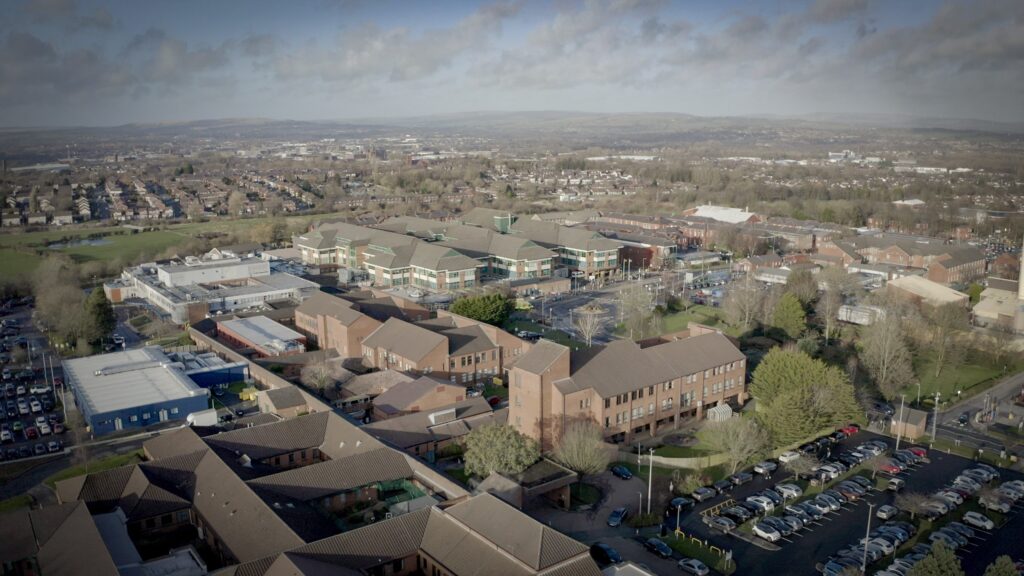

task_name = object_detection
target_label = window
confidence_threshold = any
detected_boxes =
[649,386,655,395]
[491,350,497,360]
[142,412,150,420]
[288,453,295,463]
[515,396,522,407]
[176,510,189,523]
[300,450,307,460]
[392,559,404,572]
[649,402,654,416]
[129,415,138,422]
[604,417,610,428]
[161,514,172,526]
[604,398,611,409]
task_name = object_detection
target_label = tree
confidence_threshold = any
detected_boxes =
[785,269,818,305]
[908,541,964,576]
[619,285,658,340]
[751,348,862,446]
[771,293,806,340]
[227,191,247,215]
[895,491,931,521]
[928,303,969,378]
[860,313,916,400]
[671,469,706,495]
[863,454,887,479]
[723,273,762,331]
[815,267,858,345]
[450,293,514,326]
[464,424,539,478]
[574,305,604,347]
[553,421,609,479]
[300,360,346,396]
[697,417,770,474]
[784,454,821,480]
[83,288,116,343]
[983,556,1019,576]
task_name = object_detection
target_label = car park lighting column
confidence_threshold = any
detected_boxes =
[931,392,941,446]
[861,502,875,575]
[647,447,654,515]
[895,394,906,452]
[637,491,643,535]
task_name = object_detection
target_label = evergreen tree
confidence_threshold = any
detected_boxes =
[983,556,1019,576]
[450,293,514,326]
[84,288,116,343]
[772,293,807,340]
[464,424,539,478]
[908,542,964,576]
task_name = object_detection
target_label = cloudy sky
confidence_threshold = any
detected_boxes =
[2,0,1022,127]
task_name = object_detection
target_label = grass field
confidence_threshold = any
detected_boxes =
[44,450,144,489]
[0,494,32,513]
[909,353,1016,402]
[0,210,341,281]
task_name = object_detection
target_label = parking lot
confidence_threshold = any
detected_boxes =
[1,301,70,463]
[672,430,1024,576]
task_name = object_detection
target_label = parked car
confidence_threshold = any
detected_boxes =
[877,505,899,520]
[607,507,629,527]
[668,497,695,511]
[746,495,775,513]
[753,461,778,475]
[729,472,753,486]
[753,522,782,542]
[779,450,800,463]
[712,479,733,494]
[589,543,622,565]
[611,465,633,480]
[721,506,752,523]
[677,558,710,576]
[775,484,803,499]
[962,511,995,530]
[46,440,60,453]
[644,538,673,559]
[692,487,717,502]
[945,522,975,540]
[704,515,736,532]
[888,478,906,492]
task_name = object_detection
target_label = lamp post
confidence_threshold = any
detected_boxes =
[647,447,655,515]
[916,381,922,407]
[637,491,643,534]
[931,391,941,446]
[895,394,906,452]
[676,503,682,535]
[861,502,875,574]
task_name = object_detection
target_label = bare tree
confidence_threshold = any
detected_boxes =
[863,455,887,479]
[227,191,247,216]
[671,469,705,495]
[553,421,610,481]
[928,304,969,378]
[697,417,770,474]
[300,360,345,396]
[860,313,916,400]
[895,491,931,520]
[619,285,658,340]
[815,267,860,345]
[723,273,763,331]
[784,454,822,481]
[574,305,605,347]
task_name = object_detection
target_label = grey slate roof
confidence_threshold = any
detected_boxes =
[363,396,494,449]
[362,317,447,363]
[265,386,307,411]
[246,448,413,501]
[513,339,569,375]
[372,375,461,415]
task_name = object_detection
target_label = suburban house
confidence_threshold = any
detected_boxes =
[818,234,986,286]
[508,331,747,450]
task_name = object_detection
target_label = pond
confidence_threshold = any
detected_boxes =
[46,238,112,249]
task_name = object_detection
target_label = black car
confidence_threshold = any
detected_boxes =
[800,443,818,454]
[729,472,753,486]
[721,506,753,523]
[712,479,733,494]
[829,431,847,442]
[589,543,622,565]
[760,489,784,506]
[958,411,970,427]
[668,497,695,511]
[644,538,673,559]
[737,501,762,516]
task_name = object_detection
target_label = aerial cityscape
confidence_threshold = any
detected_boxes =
[1,1,1024,576]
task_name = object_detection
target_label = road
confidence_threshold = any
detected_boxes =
[927,369,1024,453]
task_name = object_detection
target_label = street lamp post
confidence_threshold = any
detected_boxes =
[916,381,922,407]
[647,447,655,515]
[895,394,906,452]
[861,502,876,574]
[931,391,941,446]
[676,503,682,535]
[637,491,643,534]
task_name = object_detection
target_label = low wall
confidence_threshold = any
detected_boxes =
[619,450,730,470]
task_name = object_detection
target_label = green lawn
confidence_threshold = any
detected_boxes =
[0,249,42,279]
[227,381,248,394]
[483,382,509,400]
[665,532,736,575]
[616,304,742,338]
[570,482,602,508]
[503,319,587,350]
[44,450,144,489]
[0,494,32,513]
[446,467,472,486]
[653,445,712,458]
[909,354,1012,402]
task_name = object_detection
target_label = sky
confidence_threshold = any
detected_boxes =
[1,0,1022,127]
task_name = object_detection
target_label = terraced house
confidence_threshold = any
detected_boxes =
[508,329,747,450]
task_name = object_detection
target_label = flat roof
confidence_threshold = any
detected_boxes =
[63,347,207,416]
[888,275,968,304]
[220,315,304,346]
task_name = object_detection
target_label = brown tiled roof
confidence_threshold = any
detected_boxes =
[340,369,415,399]
[287,506,432,571]
[643,332,746,378]
[363,396,493,449]
[143,425,211,460]
[246,448,413,501]
[36,502,119,576]
[265,386,307,411]
[206,412,334,461]
[0,508,36,563]
[442,324,497,356]
[568,340,677,397]
[295,292,364,326]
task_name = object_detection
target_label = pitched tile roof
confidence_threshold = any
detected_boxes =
[363,396,494,449]
[372,375,463,415]
[246,448,413,501]
[512,339,569,375]
[362,318,448,363]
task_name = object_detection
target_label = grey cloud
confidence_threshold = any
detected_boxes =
[241,34,279,58]
[124,28,231,86]
[807,0,868,24]
[271,1,521,84]
[20,0,114,31]
[798,36,825,56]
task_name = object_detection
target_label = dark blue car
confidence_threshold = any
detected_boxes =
[611,465,633,480]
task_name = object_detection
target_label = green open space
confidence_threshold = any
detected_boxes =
[44,449,144,489]
[665,532,737,575]
[909,353,1013,403]
[482,381,509,400]
[446,467,472,486]
[0,494,32,513]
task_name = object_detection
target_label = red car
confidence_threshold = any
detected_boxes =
[487,396,502,407]
[880,462,901,474]
[25,426,38,440]
[907,447,927,457]
[840,425,860,436]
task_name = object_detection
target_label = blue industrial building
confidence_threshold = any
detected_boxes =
[62,347,240,436]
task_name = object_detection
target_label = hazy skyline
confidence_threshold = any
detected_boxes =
[1,0,1022,127]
